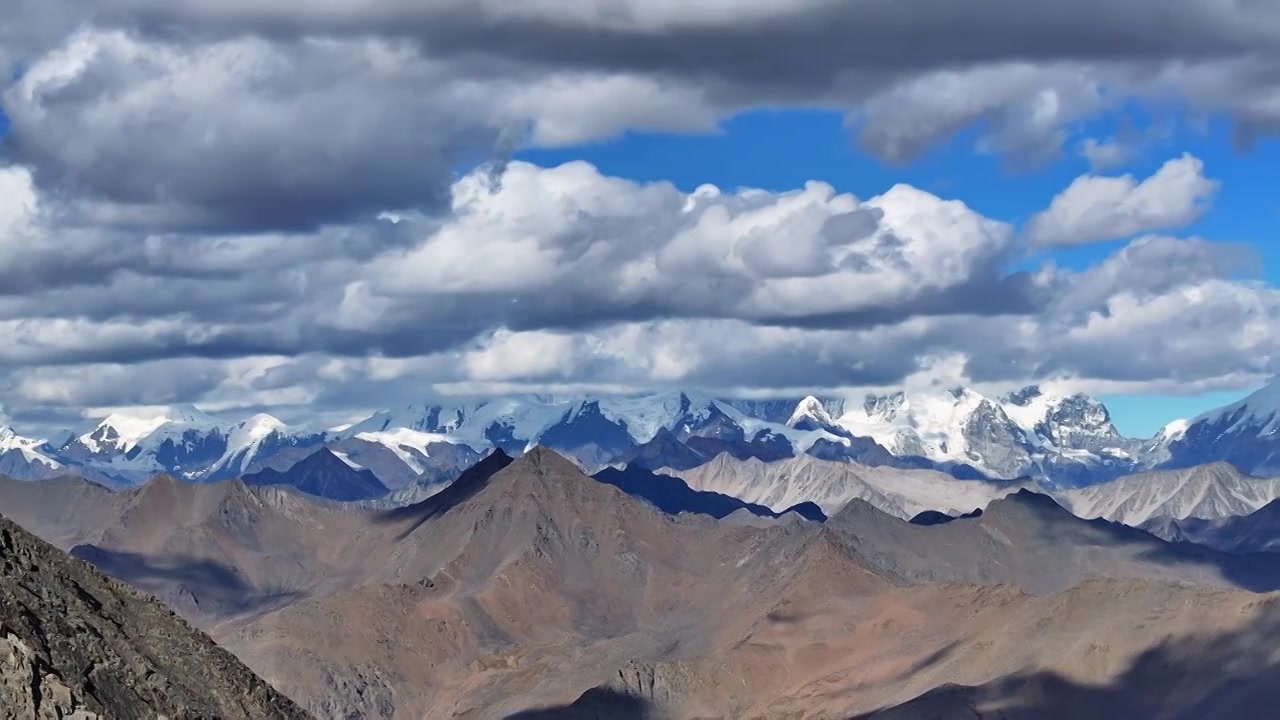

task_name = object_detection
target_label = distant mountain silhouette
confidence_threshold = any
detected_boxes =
[243,446,389,501]
[593,465,826,522]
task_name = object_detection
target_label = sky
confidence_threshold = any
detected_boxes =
[1,0,1280,438]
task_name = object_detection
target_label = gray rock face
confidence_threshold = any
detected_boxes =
[0,512,310,720]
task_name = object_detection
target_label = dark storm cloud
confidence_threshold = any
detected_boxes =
[1,29,508,234]
[80,0,1280,161]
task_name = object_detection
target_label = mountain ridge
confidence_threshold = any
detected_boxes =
[8,381,1280,497]
[0,510,310,719]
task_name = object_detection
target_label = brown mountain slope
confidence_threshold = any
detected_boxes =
[564,580,1280,720]
[0,511,309,719]
[859,587,1280,719]
[0,473,409,624]
[829,490,1280,593]
[219,447,881,718]
[12,450,1280,718]
[214,450,1280,719]
[0,474,120,547]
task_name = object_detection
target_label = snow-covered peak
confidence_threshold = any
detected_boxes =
[838,386,994,465]
[85,404,223,452]
[0,424,62,469]
[849,386,985,431]
[207,413,290,475]
[1000,385,1065,430]
[1156,418,1189,442]
[228,413,287,445]
[1190,380,1280,433]
[787,396,836,428]
[343,391,752,450]
[85,412,169,453]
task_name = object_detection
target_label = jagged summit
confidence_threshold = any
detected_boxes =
[984,487,1072,516]
[787,395,835,426]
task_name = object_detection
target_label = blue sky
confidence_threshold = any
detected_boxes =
[522,110,1277,436]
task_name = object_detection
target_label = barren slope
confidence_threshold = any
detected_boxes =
[0,511,309,719]
[219,447,878,718]
[11,451,1280,719]
[668,453,1027,518]
[829,490,1280,593]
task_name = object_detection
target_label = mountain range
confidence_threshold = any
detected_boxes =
[7,447,1280,718]
[5,380,1280,503]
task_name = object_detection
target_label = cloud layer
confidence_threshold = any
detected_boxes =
[1,0,1278,430]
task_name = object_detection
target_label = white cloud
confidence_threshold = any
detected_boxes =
[356,162,1015,333]
[1025,154,1219,247]
[4,1,1280,429]
[2,148,1277,431]
[1077,137,1135,170]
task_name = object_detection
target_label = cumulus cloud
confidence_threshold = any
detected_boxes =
[1078,137,1135,170]
[40,0,1280,162]
[343,161,1025,339]
[1024,154,1219,247]
[2,28,517,232]
[1,145,1277,431]
[2,0,1280,430]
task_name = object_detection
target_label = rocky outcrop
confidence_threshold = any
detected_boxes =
[0,512,309,720]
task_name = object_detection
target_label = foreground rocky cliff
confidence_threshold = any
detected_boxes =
[0,512,309,720]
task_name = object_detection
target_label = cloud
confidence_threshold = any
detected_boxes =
[1,146,1276,431]
[6,0,1280,215]
[1024,154,1219,247]
[2,1,1280,429]
[33,0,1280,163]
[346,162,1023,338]
[2,28,512,233]
[1077,137,1135,171]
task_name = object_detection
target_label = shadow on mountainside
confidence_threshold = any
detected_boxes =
[70,544,302,618]
[505,688,654,720]
[977,490,1280,593]
[373,449,514,540]
[861,596,1280,719]
[1136,539,1280,593]
[592,465,827,522]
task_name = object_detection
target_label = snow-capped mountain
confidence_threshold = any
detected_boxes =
[13,381,1280,499]
[48,405,326,485]
[207,414,325,480]
[350,392,847,472]
[0,421,62,480]
[0,388,1157,491]
[1156,381,1280,476]
[57,404,224,458]
[833,385,1143,485]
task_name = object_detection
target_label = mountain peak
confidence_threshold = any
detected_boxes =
[1191,379,1280,429]
[787,395,835,428]
[986,488,1071,517]
[517,445,582,473]
[1003,385,1044,406]
[159,404,218,425]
